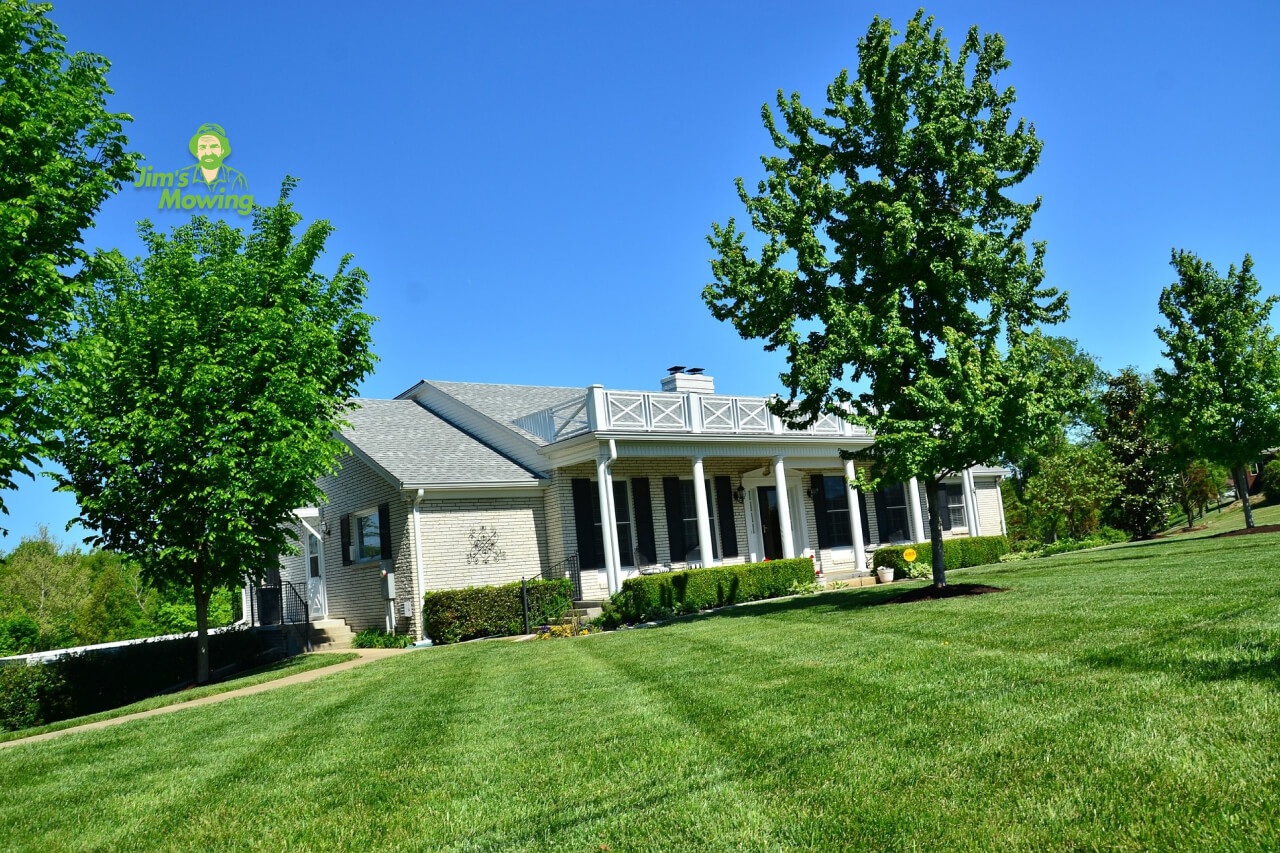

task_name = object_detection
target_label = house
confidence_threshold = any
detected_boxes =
[257,369,1009,640]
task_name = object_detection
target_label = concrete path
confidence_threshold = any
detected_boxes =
[0,648,408,750]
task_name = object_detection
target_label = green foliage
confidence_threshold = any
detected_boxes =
[0,664,70,732]
[1097,369,1171,539]
[1260,460,1280,506]
[54,182,377,682]
[1012,443,1119,543]
[351,629,414,649]
[703,10,1082,585]
[611,558,815,625]
[0,613,40,656]
[873,536,1010,578]
[1154,250,1280,528]
[0,1,138,525]
[0,529,237,651]
[422,579,572,645]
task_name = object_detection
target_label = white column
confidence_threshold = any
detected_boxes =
[773,456,796,559]
[691,457,715,566]
[596,458,619,595]
[844,460,867,570]
[908,477,926,543]
[963,469,982,536]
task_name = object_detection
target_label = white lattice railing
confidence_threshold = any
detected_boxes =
[518,391,869,442]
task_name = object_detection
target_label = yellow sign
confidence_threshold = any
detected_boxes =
[902,548,917,563]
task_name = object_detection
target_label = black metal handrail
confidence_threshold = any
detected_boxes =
[545,552,582,600]
[248,578,311,654]
[280,579,311,653]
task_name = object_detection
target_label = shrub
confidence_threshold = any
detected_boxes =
[873,536,1010,578]
[1261,460,1280,505]
[422,578,573,645]
[351,629,414,649]
[611,558,815,625]
[0,665,70,732]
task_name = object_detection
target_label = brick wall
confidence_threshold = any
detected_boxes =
[417,495,549,593]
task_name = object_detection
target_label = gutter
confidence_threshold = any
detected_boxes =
[412,488,427,640]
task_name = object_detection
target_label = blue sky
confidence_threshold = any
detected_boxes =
[6,0,1278,544]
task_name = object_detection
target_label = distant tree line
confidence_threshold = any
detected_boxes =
[0,528,238,657]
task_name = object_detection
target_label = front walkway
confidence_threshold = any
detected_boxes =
[0,648,407,750]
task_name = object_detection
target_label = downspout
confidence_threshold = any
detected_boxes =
[412,489,427,639]
[603,439,622,594]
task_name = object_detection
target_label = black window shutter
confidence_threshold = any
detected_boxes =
[378,502,393,559]
[858,489,871,546]
[662,477,685,563]
[936,485,951,531]
[811,474,832,548]
[632,478,656,566]
[340,513,352,566]
[713,476,739,558]
[874,488,890,543]
[570,478,602,569]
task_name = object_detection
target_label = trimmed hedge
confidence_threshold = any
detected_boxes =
[611,557,815,624]
[873,535,1010,579]
[422,578,573,645]
[0,627,263,732]
[351,629,415,649]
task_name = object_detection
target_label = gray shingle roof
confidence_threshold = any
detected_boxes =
[340,399,541,487]
[424,380,587,446]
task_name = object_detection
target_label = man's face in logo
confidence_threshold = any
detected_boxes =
[196,135,225,169]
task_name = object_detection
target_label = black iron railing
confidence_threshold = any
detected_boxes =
[545,553,582,600]
[248,579,311,654]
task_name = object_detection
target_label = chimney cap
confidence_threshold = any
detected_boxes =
[686,367,704,375]
[666,365,685,374]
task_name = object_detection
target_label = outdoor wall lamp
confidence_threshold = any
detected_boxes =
[734,483,745,503]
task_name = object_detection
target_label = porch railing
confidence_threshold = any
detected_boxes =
[248,578,311,654]
[545,552,583,600]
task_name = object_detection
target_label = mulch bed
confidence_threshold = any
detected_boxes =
[1215,524,1280,538]
[883,583,1008,605]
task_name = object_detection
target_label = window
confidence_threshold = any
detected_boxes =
[308,533,321,578]
[822,476,853,548]
[590,481,635,567]
[877,483,910,543]
[945,484,966,529]
[679,480,719,561]
[354,509,381,561]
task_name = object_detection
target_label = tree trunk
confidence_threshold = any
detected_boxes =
[194,562,211,685]
[926,476,946,588]
[1179,493,1194,531]
[1234,466,1255,529]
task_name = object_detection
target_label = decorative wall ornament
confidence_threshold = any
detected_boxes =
[466,525,506,565]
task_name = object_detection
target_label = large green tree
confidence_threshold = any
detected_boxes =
[54,182,376,682]
[1096,369,1170,539]
[1154,250,1280,529]
[704,11,1079,585]
[0,1,136,526]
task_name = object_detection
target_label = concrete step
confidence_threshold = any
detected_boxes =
[308,618,354,650]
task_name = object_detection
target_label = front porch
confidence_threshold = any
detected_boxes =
[545,440,985,600]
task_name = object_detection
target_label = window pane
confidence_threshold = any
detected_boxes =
[679,480,719,561]
[613,481,633,567]
[308,534,321,577]
[824,476,853,547]
[358,512,380,559]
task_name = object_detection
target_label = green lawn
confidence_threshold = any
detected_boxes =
[0,652,357,744]
[2,531,1279,850]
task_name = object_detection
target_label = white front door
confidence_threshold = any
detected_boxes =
[306,532,327,617]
